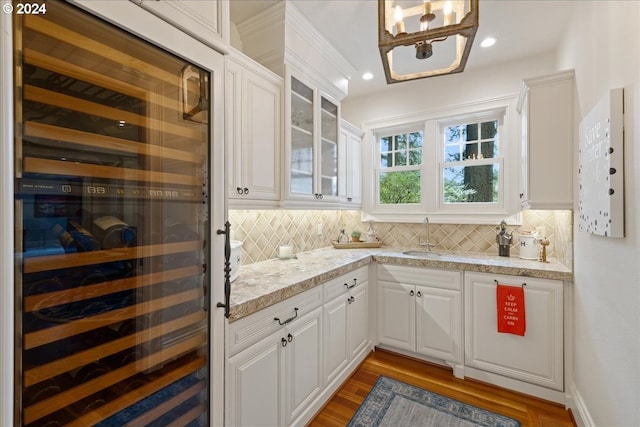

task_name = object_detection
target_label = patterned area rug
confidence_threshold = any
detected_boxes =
[348,376,521,427]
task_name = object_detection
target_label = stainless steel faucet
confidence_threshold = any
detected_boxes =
[418,216,437,251]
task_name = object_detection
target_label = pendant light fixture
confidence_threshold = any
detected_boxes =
[378,0,479,83]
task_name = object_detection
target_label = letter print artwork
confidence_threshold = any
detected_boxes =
[578,88,624,237]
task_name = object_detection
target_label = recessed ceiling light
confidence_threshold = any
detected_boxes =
[480,37,496,48]
[362,72,374,80]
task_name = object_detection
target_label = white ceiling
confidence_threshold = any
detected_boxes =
[230,0,577,99]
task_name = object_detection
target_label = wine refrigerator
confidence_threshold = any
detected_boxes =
[5,1,227,425]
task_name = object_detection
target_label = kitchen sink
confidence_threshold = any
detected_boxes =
[402,250,447,257]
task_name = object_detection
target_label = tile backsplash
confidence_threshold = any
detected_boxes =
[229,209,573,269]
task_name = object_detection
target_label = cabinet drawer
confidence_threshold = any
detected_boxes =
[324,266,368,301]
[228,286,322,356]
[377,264,461,290]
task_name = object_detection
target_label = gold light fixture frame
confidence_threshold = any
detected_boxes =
[378,0,479,83]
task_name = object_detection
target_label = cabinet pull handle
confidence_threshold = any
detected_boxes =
[244,187,249,195]
[215,221,231,318]
[348,296,355,304]
[274,307,299,326]
[281,338,288,347]
[416,291,422,297]
[410,290,414,296]
[344,279,357,289]
[237,187,243,195]
[347,197,352,202]
[287,333,293,342]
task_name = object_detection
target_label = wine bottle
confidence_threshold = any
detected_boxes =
[50,223,79,253]
[91,215,137,249]
[67,220,101,251]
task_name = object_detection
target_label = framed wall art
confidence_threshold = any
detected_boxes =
[578,88,624,237]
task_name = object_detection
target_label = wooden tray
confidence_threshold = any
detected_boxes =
[331,240,383,249]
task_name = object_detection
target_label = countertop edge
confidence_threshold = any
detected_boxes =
[228,249,572,322]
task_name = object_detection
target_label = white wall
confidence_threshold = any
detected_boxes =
[557,2,640,426]
[341,52,557,126]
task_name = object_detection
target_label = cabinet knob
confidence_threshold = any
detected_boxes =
[287,333,293,342]
[236,187,243,195]
[348,296,355,304]
[416,291,422,297]
[410,290,415,296]
[244,187,249,195]
[519,193,524,199]
[281,337,287,347]
[347,197,352,202]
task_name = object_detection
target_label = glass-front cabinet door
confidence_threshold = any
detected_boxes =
[288,74,340,203]
[320,96,338,198]
[290,76,315,196]
[13,2,212,425]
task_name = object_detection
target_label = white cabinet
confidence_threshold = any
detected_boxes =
[131,0,229,52]
[227,288,323,426]
[339,120,363,206]
[517,70,574,209]
[285,72,340,205]
[464,272,564,398]
[323,266,369,385]
[377,265,463,372]
[227,329,284,426]
[226,51,282,205]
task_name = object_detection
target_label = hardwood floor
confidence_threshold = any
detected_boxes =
[308,349,576,427]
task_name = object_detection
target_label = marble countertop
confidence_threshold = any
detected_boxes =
[228,246,573,322]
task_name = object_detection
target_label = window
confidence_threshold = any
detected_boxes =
[363,97,517,223]
[377,130,423,205]
[442,119,501,204]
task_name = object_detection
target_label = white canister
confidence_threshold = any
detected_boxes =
[230,240,243,282]
[518,232,539,260]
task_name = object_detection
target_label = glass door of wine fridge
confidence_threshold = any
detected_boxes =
[12,1,218,425]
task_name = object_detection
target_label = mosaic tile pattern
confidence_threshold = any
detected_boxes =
[228,209,573,268]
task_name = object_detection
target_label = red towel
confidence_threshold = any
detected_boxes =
[496,284,526,336]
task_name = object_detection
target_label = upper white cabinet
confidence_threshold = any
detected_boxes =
[226,50,282,205]
[285,72,340,205]
[464,271,564,400]
[377,264,463,375]
[131,0,229,52]
[339,120,363,207]
[517,70,574,209]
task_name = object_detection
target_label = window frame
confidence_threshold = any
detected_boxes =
[362,96,520,224]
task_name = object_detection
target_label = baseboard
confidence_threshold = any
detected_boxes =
[567,382,594,427]
[464,366,565,404]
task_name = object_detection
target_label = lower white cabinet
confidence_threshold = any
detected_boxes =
[227,267,371,427]
[464,271,564,396]
[377,265,463,371]
[323,266,369,385]
[227,305,322,426]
